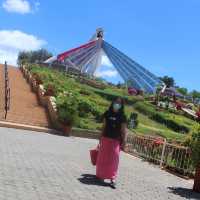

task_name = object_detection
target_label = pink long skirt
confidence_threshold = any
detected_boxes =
[96,136,120,180]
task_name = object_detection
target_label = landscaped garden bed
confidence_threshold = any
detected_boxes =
[21,64,197,143]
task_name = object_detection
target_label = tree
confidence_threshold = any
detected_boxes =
[177,87,188,96]
[190,90,200,102]
[160,76,175,88]
[117,82,122,89]
[17,51,31,65]
[36,49,53,62]
[17,49,52,65]
[94,77,104,83]
[188,125,200,192]
[185,125,200,192]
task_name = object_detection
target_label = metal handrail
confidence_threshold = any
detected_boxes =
[126,134,194,176]
[7,88,11,110]
[4,61,10,119]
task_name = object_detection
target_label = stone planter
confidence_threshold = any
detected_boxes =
[28,73,32,84]
[47,97,57,117]
[29,76,35,86]
[32,79,38,92]
[26,71,31,82]
[47,96,62,130]
[20,65,25,73]
[25,72,29,82]
[38,85,48,107]
[24,69,28,78]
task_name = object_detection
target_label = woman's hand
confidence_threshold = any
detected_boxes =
[121,142,127,152]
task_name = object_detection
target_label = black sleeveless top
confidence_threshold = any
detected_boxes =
[103,110,127,141]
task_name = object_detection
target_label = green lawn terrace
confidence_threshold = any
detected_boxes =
[27,64,199,143]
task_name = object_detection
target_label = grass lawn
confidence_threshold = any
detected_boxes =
[125,105,187,142]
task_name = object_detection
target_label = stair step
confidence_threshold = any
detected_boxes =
[0,65,52,128]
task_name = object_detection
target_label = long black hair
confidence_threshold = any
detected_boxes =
[108,97,125,116]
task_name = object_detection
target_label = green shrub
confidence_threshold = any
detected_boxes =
[77,118,94,130]
[91,106,104,122]
[77,96,105,121]
[186,125,200,167]
[79,88,93,96]
[134,102,155,115]
[92,88,138,104]
[77,118,102,130]
[77,97,93,117]
[151,114,190,133]
[56,93,79,126]
[134,102,190,133]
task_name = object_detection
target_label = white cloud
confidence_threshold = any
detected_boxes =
[0,49,18,65]
[0,30,46,65]
[95,53,116,78]
[34,1,40,11]
[101,55,113,67]
[95,69,118,78]
[2,0,38,14]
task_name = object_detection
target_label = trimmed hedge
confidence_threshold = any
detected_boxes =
[134,102,190,133]
[92,88,139,105]
[56,93,79,126]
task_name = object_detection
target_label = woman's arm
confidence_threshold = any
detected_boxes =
[121,123,128,151]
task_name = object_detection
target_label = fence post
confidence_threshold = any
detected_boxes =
[160,139,167,168]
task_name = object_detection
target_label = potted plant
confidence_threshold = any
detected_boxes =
[32,73,43,85]
[44,84,56,96]
[56,93,79,136]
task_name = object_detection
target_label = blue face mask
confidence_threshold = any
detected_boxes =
[113,103,122,111]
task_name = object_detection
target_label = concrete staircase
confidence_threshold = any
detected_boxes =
[0,65,51,128]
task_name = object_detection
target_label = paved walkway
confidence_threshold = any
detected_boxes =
[0,127,199,200]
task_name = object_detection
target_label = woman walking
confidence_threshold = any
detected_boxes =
[96,97,127,188]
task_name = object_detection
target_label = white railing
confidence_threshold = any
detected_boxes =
[126,134,194,176]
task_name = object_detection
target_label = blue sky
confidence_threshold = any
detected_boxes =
[0,0,200,91]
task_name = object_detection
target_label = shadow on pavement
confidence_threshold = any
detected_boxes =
[78,174,111,188]
[168,187,200,199]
